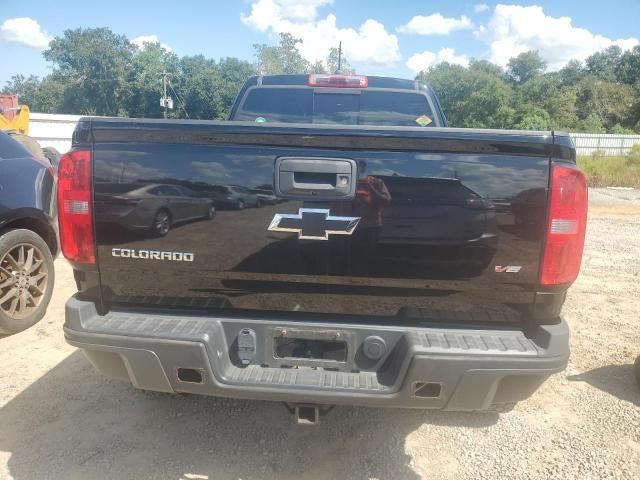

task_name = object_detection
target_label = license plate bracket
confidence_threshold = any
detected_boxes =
[273,327,348,363]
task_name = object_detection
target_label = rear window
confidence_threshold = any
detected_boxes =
[162,186,182,196]
[236,88,312,123]
[233,88,436,127]
[176,186,197,197]
[360,91,434,126]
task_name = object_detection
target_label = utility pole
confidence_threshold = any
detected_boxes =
[337,41,342,73]
[161,72,168,119]
[160,72,173,119]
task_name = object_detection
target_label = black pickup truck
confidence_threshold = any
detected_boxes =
[60,74,587,420]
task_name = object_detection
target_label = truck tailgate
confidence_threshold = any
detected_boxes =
[90,120,555,324]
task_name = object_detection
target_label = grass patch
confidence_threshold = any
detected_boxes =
[578,146,640,188]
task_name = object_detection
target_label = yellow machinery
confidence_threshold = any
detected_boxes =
[0,103,31,135]
[0,94,31,135]
[0,94,48,158]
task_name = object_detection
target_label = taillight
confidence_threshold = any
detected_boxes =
[540,164,588,286]
[307,74,368,88]
[57,150,95,265]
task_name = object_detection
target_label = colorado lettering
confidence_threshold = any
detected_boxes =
[112,248,194,262]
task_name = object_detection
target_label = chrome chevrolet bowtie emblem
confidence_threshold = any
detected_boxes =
[268,208,361,240]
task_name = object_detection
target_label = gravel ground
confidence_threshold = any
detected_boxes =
[0,187,638,480]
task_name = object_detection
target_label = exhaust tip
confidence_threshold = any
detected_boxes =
[177,368,204,384]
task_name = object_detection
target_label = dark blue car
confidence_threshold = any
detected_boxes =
[0,131,57,334]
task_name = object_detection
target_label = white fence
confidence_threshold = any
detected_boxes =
[571,133,640,157]
[28,112,84,153]
[28,113,640,157]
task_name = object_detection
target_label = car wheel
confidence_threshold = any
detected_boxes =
[236,200,245,210]
[255,199,262,208]
[207,204,216,219]
[0,229,55,335]
[152,210,171,236]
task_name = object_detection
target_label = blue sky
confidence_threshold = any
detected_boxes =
[1,0,639,85]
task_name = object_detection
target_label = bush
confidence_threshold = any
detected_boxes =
[610,124,635,134]
[573,114,606,133]
[578,149,640,187]
[628,144,640,165]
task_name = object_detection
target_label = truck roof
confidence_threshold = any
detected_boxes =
[247,74,425,91]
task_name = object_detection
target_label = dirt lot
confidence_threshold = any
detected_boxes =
[0,188,638,480]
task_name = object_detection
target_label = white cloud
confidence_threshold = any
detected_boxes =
[406,51,437,73]
[94,161,166,181]
[131,35,172,52]
[241,0,401,68]
[190,161,228,180]
[406,47,470,73]
[0,17,52,50]
[437,48,471,66]
[397,14,473,36]
[241,0,334,29]
[474,4,490,13]
[478,4,639,69]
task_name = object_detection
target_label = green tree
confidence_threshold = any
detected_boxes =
[586,45,622,81]
[517,74,558,106]
[253,34,355,76]
[30,74,66,113]
[421,46,640,133]
[558,60,586,86]
[420,62,514,128]
[253,33,310,74]
[213,57,257,118]
[615,45,640,85]
[573,114,605,133]
[177,56,255,120]
[4,27,640,135]
[468,59,503,77]
[547,87,578,130]
[1,74,65,113]
[308,60,326,74]
[576,77,635,131]
[326,46,354,74]
[506,51,546,84]
[515,75,577,130]
[515,107,551,130]
[179,55,222,119]
[2,75,41,107]
[44,27,135,115]
[126,42,180,118]
[609,123,635,134]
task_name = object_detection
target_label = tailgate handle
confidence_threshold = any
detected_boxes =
[275,157,357,200]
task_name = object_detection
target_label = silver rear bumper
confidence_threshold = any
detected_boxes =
[64,295,569,411]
